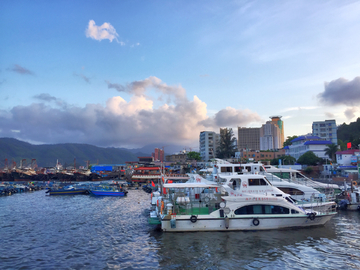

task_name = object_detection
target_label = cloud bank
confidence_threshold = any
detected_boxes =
[318,76,360,120]
[318,77,360,106]
[0,77,262,147]
[85,20,123,44]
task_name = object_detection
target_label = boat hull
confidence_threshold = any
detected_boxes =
[89,190,126,196]
[160,213,336,232]
[48,189,89,195]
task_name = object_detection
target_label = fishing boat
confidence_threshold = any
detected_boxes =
[89,185,128,196]
[46,185,90,195]
[149,174,337,232]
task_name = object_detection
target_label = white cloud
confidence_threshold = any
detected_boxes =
[280,106,319,113]
[0,77,262,147]
[85,20,123,44]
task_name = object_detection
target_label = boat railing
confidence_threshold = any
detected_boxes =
[165,191,221,216]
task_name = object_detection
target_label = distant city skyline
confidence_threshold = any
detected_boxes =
[1,1,360,148]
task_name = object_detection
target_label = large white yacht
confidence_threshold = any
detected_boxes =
[149,173,336,232]
[199,161,337,211]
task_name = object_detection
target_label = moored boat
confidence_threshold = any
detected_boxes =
[46,185,90,195]
[89,185,128,196]
[149,174,337,232]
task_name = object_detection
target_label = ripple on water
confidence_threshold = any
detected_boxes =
[1,190,360,269]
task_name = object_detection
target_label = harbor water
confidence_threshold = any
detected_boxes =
[1,190,360,269]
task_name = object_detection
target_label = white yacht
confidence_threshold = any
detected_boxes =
[149,174,336,232]
[199,162,337,211]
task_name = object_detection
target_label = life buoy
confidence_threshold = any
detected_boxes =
[352,181,358,186]
[308,213,315,220]
[190,215,197,223]
[252,218,260,226]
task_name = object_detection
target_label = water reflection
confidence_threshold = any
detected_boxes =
[1,190,360,269]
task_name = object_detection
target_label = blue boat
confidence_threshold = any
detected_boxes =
[89,185,128,196]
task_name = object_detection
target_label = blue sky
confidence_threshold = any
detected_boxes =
[1,0,360,149]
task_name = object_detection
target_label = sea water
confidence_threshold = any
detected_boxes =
[0,190,359,269]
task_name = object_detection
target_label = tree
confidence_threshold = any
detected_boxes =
[297,151,321,166]
[338,139,347,151]
[217,128,237,159]
[270,155,296,165]
[187,151,201,161]
[324,143,338,162]
[283,135,298,147]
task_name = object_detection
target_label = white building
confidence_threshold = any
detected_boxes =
[199,131,220,161]
[335,149,360,166]
[285,135,333,160]
[312,119,337,144]
[260,121,281,150]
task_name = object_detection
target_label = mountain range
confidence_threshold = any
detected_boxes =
[0,138,185,168]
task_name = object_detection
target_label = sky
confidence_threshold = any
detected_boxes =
[1,0,360,150]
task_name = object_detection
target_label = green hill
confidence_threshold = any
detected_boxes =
[0,138,147,168]
[337,117,360,148]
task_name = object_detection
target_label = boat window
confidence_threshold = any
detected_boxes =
[272,172,291,179]
[277,187,305,196]
[260,167,265,172]
[291,209,299,214]
[263,177,272,186]
[230,178,241,190]
[248,178,268,186]
[221,167,232,173]
[234,205,290,215]
[295,172,305,179]
[234,166,242,173]
[285,197,294,204]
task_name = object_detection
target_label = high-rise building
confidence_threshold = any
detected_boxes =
[238,127,260,150]
[260,121,281,150]
[199,131,220,161]
[312,119,337,144]
[154,148,164,162]
[270,116,284,148]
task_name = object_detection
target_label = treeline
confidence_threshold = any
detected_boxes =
[337,117,360,149]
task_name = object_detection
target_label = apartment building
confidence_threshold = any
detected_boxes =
[312,119,337,144]
[260,121,281,150]
[238,127,260,150]
[199,131,220,161]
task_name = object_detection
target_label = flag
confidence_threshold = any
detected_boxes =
[162,176,165,183]
[347,142,352,149]
[151,181,155,187]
